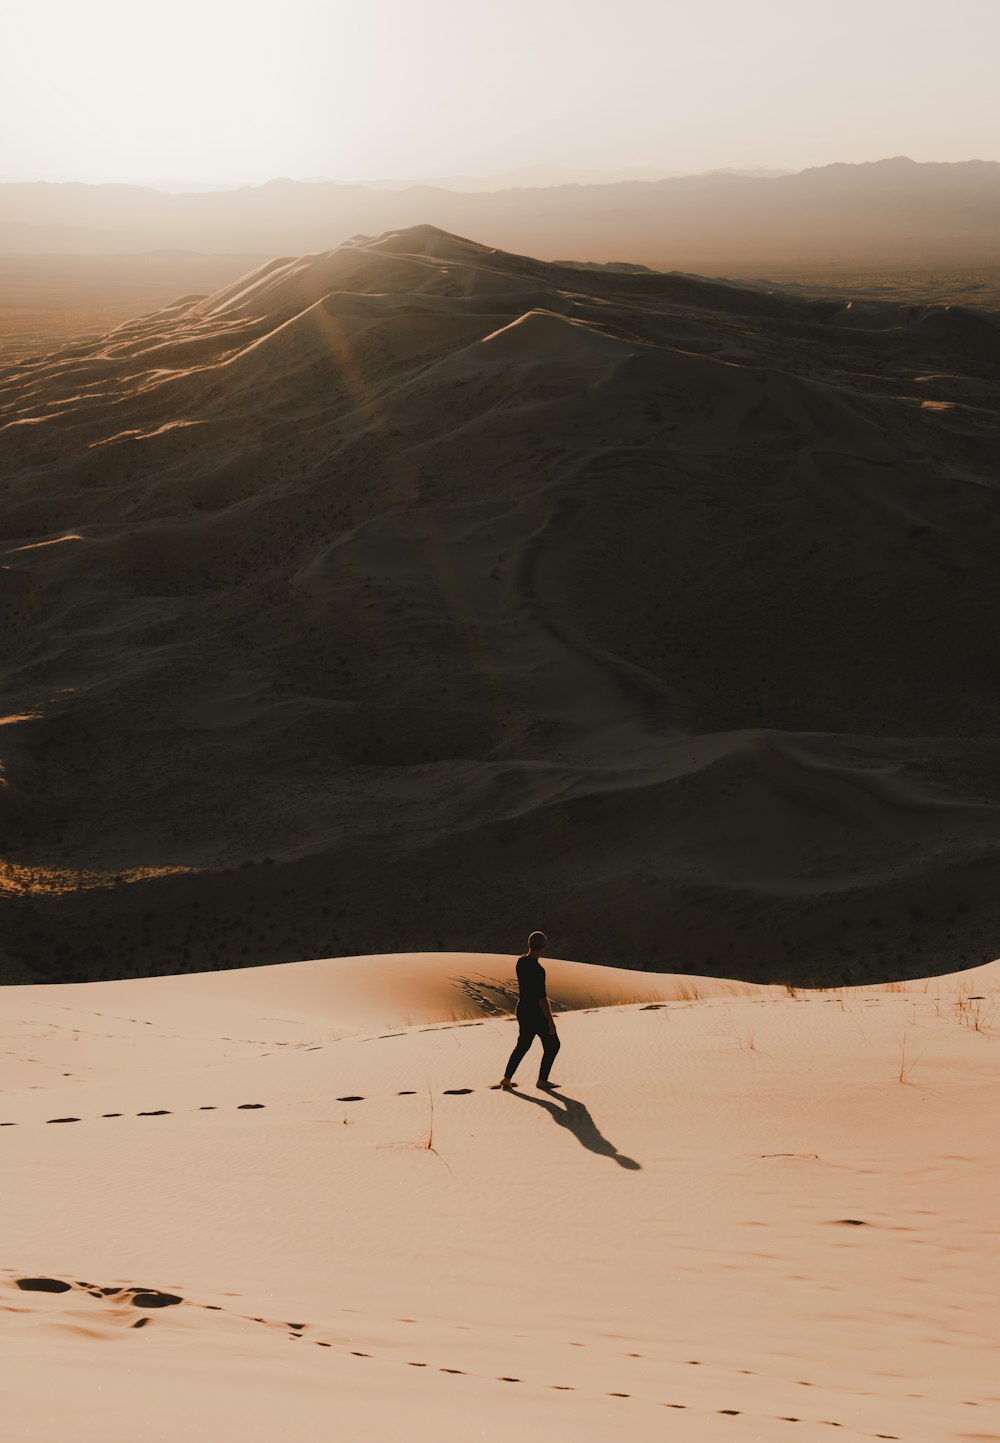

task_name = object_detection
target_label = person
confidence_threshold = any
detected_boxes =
[493,931,561,1090]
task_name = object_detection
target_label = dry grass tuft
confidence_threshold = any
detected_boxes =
[674,982,705,1003]
[954,992,997,1034]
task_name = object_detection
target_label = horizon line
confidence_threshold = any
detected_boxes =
[3,155,1000,196]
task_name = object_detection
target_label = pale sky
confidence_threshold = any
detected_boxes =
[2,0,997,187]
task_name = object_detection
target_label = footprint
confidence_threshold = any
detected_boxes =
[130,1289,183,1309]
[46,1117,80,1124]
[237,1104,265,1110]
[398,1091,416,1096]
[199,1106,217,1111]
[351,1351,371,1358]
[719,1409,741,1415]
[440,1368,464,1374]
[137,1111,171,1117]
[315,1341,331,1348]
[102,1113,122,1118]
[608,1392,630,1398]
[443,1089,473,1095]
[132,1317,150,1329]
[549,1385,574,1390]
[1,1122,16,1126]
[498,1377,521,1383]
[337,1096,364,1102]
[16,1277,71,1293]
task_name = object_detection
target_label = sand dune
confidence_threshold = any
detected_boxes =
[1,225,1000,984]
[0,252,272,363]
[4,951,999,1440]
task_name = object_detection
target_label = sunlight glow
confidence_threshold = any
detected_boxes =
[2,0,997,185]
[0,860,201,896]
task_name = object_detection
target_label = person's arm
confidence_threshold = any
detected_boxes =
[515,955,527,1006]
[542,991,556,1032]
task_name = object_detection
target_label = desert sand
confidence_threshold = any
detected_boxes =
[2,225,1000,983]
[0,253,270,363]
[3,950,999,1441]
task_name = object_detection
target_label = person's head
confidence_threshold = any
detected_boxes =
[527,930,546,956]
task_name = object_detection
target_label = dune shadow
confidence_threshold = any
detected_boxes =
[507,1089,641,1169]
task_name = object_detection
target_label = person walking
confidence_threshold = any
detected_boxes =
[493,931,561,1090]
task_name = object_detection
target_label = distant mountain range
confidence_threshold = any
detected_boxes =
[1,158,998,273]
[364,164,792,191]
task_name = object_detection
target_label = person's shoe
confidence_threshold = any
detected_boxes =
[490,1079,516,1090]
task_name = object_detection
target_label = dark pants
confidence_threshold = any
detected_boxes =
[505,1008,560,1082]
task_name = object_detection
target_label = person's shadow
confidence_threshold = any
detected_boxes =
[507,1088,641,1169]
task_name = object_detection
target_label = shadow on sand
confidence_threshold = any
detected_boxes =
[508,1089,641,1169]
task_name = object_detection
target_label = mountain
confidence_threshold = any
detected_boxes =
[368,163,791,190]
[368,163,688,190]
[1,225,999,983]
[1,159,998,272]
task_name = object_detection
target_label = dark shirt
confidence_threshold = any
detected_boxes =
[516,954,547,1013]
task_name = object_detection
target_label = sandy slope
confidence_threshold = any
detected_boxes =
[0,253,271,363]
[3,951,999,1441]
[1,225,1000,984]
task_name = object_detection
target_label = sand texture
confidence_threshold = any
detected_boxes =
[0,253,271,363]
[4,951,999,1441]
[1,225,1000,982]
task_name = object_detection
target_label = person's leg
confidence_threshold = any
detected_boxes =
[537,1028,561,1084]
[502,1019,538,1082]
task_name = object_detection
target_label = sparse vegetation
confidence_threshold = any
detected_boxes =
[954,991,997,1034]
[424,1085,435,1152]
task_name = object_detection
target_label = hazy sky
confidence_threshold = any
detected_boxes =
[3,0,998,186]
